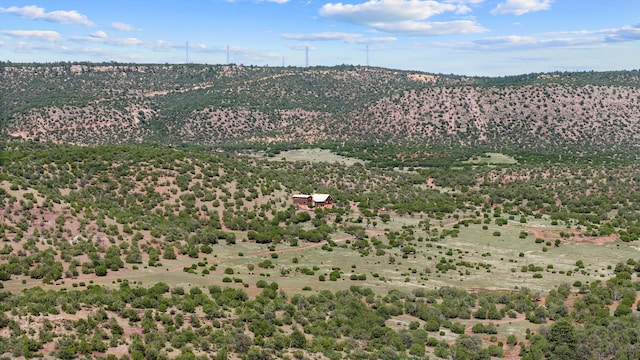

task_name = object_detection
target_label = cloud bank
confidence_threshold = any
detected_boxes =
[491,0,552,16]
[281,32,396,44]
[319,0,486,35]
[111,22,136,32]
[0,5,94,26]
[1,30,63,42]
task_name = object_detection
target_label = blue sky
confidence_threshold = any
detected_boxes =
[0,0,639,75]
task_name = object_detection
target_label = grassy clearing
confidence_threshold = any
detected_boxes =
[6,212,637,298]
[262,148,366,165]
[464,152,518,165]
[435,221,633,292]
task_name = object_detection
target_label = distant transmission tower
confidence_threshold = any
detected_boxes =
[226,45,230,64]
[305,46,309,67]
[185,41,189,64]
[366,45,369,67]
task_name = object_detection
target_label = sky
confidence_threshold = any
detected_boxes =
[0,0,639,76]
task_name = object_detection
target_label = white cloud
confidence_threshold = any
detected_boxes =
[153,40,214,52]
[320,0,459,24]
[354,36,397,44]
[0,5,94,26]
[1,30,63,42]
[282,32,397,44]
[444,0,487,14]
[72,33,143,47]
[439,24,640,52]
[491,0,552,16]
[90,31,108,39]
[606,24,640,42]
[472,35,548,48]
[443,0,484,4]
[111,22,137,31]
[319,0,486,35]
[282,32,356,41]
[374,19,485,35]
[113,38,143,46]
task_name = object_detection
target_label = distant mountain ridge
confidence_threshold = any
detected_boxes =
[2,62,639,154]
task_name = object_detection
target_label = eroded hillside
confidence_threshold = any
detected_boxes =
[1,63,429,145]
[320,84,640,152]
[3,62,639,153]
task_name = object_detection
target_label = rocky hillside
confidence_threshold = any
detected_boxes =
[2,62,639,153]
[321,83,640,152]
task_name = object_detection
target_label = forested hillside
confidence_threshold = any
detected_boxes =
[2,62,640,155]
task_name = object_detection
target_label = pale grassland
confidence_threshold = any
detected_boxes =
[464,152,518,165]
[59,212,637,301]
[262,148,366,165]
[5,210,637,298]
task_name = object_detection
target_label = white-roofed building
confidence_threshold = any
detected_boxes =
[311,194,333,208]
[292,193,334,209]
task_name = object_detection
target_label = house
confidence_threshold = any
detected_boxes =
[292,194,312,208]
[311,194,334,208]
[292,193,334,209]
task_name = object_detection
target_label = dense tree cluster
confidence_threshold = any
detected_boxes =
[0,272,637,359]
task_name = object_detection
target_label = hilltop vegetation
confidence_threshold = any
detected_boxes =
[2,62,640,157]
